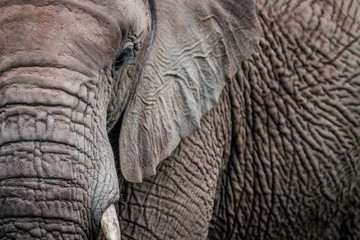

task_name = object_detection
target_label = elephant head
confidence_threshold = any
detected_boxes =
[0,0,261,239]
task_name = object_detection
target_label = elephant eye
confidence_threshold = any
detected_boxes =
[112,42,135,77]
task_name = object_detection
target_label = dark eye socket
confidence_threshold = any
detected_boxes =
[112,42,135,77]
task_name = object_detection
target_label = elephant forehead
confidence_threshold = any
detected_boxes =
[0,5,116,69]
[0,1,150,71]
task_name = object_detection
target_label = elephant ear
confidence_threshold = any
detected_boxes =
[119,0,262,182]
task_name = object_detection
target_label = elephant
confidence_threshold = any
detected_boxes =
[0,0,359,239]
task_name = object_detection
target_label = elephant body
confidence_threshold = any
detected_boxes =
[0,0,359,239]
[119,0,360,239]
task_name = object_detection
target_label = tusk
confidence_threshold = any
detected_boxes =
[101,204,121,240]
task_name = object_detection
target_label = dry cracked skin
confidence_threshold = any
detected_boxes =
[0,0,359,239]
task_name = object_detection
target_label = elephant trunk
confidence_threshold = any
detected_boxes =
[0,146,91,238]
[0,68,119,239]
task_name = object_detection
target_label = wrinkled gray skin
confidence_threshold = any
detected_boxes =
[0,0,359,239]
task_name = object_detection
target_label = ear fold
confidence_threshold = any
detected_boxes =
[119,0,262,182]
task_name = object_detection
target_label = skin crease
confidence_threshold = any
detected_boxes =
[0,1,359,240]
